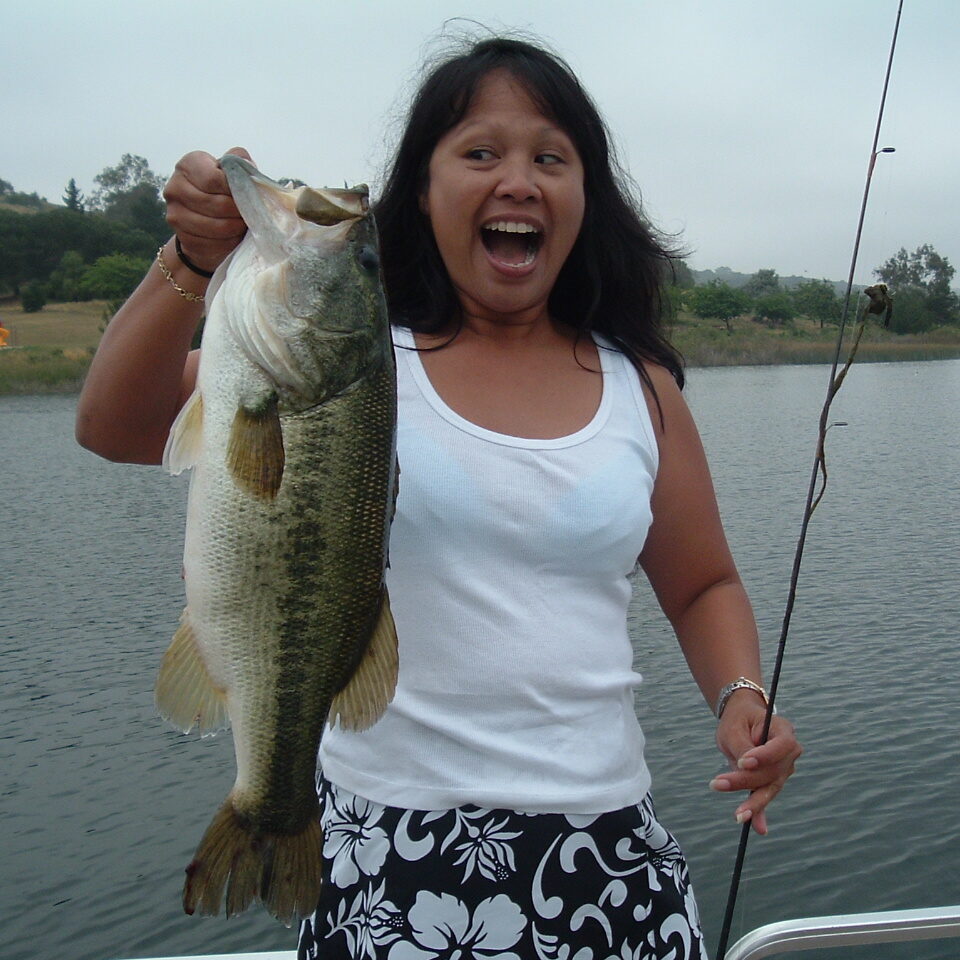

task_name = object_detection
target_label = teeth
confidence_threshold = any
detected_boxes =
[483,221,540,234]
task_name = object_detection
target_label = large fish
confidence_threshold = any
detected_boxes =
[158,155,398,923]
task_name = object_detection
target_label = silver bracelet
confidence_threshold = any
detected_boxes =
[715,677,774,719]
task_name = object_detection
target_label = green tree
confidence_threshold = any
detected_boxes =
[667,259,696,290]
[47,250,87,301]
[792,279,840,328]
[63,178,85,212]
[742,268,780,299]
[102,180,167,242]
[79,253,151,300]
[0,206,156,295]
[0,178,13,196]
[875,244,959,329]
[753,291,796,327]
[90,154,165,210]
[688,281,750,334]
[90,155,168,242]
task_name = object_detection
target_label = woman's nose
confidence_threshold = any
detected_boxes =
[494,159,541,202]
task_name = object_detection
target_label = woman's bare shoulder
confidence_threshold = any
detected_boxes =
[635,359,690,440]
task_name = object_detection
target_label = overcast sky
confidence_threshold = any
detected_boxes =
[3,0,954,284]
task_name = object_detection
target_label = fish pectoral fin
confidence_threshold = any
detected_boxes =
[156,608,229,735]
[227,394,285,500]
[328,587,399,732]
[163,390,204,475]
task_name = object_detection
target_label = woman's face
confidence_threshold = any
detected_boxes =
[421,70,585,325]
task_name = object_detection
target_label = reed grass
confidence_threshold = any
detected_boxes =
[0,345,93,395]
[671,314,960,368]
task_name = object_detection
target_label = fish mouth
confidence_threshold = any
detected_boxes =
[480,220,543,269]
[220,155,369,259]
[296,186,368,226]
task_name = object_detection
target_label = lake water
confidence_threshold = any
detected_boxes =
[3,360,959,960]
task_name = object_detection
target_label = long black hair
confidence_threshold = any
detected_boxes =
[375,35,686,390]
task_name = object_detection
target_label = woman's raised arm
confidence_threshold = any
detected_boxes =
[75,149,251,464]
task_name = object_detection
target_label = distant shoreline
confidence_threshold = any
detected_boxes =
[2,300,959,396]
[4,341,960,397]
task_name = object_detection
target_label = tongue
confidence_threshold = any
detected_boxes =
[484,230,531,266]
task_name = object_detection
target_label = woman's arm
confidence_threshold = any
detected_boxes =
[639,364,801,834]
[75,149,251,464]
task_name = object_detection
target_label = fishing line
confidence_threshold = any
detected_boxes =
[714,2,904,956]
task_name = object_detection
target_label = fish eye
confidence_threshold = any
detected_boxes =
[358,245,379,273]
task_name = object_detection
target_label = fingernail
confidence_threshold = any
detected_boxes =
[710,778,731,792]
[736,809,753,824]
[738,756,759,770]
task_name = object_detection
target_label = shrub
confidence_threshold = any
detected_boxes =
[21,281,47,313]
[79,253,150,300]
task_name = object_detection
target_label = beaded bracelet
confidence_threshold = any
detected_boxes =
[156,245,205,303]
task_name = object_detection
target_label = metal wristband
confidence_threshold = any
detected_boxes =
[156,245,205,303]
[715,677,774,719]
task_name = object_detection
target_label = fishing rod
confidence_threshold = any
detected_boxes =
[714,2,904,956]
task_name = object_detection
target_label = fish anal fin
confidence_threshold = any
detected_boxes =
[183,794,323,923]
[163,390,204,475]
[227,395,284,500]
[156,609,229,735]
[329,588,399,732]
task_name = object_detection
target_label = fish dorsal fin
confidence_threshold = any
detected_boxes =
[156,608,229,735]
[328,588,399,732]
[227,395,285,500]
[163,390,204,475]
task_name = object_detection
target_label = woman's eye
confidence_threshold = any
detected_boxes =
[466,148,495,161]
[535,153,562,165]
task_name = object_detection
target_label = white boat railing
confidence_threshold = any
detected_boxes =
[113,906,960,960]
[724,904,960,959]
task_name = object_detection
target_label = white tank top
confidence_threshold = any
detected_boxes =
[318,325,658,813]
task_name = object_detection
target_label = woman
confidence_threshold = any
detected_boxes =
[77,36,799,960]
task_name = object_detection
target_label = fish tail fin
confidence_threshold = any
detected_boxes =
[328,587,399,732]
[156,608,229,735]
[184,795,323,923]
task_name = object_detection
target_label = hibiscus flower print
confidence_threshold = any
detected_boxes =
[389,892,527,960]
[325,789,391,888]
[452,815,522,882]
[326,880,405,960]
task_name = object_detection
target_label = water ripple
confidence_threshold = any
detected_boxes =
[5,367,960,960]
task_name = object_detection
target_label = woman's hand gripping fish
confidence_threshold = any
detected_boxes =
[157,155,398,923]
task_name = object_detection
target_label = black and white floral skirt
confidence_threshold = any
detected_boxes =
[297,777,707,960]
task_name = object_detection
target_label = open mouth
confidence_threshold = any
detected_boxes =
[481,221,543,268]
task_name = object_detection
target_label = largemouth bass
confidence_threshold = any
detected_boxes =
[158,155,398,923]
